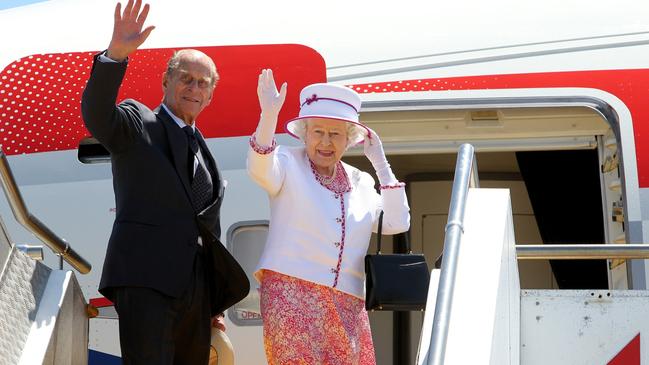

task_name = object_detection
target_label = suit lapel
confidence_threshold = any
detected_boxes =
[156,106,194,205]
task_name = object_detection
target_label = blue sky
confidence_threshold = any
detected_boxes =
[0,0,50,11]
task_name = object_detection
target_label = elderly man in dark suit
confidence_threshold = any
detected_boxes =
[81,1,249,363]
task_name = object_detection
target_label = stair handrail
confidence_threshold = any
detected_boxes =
[0,150,91,274]
[516,244,649,259]
[426,143,479,365]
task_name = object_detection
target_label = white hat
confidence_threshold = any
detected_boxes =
[285,83,369,146]
[209,328,234,365]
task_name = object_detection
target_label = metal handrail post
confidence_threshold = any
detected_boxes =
[0,151,91,274]
[427,143,478,365]
[516,244,649,260]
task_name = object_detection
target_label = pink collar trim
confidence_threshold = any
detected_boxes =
[309,160,351,194]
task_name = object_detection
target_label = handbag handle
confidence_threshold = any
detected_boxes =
[376,211,384,253]
[376,210,412,254]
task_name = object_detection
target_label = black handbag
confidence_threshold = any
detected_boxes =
[365,211,430,311]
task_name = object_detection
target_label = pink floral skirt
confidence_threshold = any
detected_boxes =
[259,270,376,365]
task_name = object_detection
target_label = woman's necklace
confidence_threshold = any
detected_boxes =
[319,164,337,185]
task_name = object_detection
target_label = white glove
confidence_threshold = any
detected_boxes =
[363,128,397,185]
[255,69,287,146]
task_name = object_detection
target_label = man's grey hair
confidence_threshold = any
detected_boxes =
[293,119,364,149]
[166,49,219,87]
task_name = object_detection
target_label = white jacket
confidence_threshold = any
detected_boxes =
[247,145,410,299]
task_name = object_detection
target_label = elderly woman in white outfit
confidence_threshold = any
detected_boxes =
[247,69,410,364]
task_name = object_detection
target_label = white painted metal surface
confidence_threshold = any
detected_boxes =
[432,188,520,364]
[18,270,88,365]
[417,269,440,364]
[3,0,649,78]
[0,247,51,364]
[521,290,649,364]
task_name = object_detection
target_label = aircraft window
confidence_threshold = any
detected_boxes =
[78,137,110,164]
[227,221,268,326]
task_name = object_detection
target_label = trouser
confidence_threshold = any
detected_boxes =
[113,249,211,365]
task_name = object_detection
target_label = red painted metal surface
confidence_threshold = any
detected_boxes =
[608,333,640,365]
[89,297,113,308]
[0,44,325,154]
[3,46,649,186]
[351,69,649,187]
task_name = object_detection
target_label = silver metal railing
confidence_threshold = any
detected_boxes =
[0,150,91,274]
[427,143,479,365]
[516,244,649,260]
[16,244,45,261]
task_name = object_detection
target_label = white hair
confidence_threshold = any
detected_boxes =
[293,119,363,149]
[166,49,219,87]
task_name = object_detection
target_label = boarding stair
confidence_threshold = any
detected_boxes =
[417,144,649,365]
[0,150,91,364]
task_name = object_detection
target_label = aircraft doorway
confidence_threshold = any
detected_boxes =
[345,147,608,364]
[343,101,621,364]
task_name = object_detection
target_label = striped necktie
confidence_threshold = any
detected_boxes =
[183,126,213,212]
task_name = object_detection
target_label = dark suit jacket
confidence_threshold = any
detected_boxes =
[81,53,249,316]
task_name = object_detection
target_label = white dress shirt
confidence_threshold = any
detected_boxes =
[160,104,202,175]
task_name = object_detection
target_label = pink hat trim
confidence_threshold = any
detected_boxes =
[301,94,359,113]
